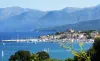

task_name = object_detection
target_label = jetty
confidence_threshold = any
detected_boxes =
[1,38,94,43]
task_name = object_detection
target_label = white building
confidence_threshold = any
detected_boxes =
[90,31,99,38]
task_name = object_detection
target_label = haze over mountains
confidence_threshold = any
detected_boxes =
[0,5,100,32]
[43,19,100,31]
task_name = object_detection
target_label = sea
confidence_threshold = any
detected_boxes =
[0,31,92,61]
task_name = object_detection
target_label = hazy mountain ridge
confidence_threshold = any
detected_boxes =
[0,10,47,32]
[44,19,100,31]
[0,5,100,32]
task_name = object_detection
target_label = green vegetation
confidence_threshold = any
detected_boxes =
[90,37,100,61]
[9,50,31,61]
[9,51,61,61]
[81,30,96,34]
[35,51,50,61]
[55,32,62,35]
[65,58,73,61]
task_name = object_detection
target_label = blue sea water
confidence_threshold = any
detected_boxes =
[0,32,92,61]
[0,31,56,40]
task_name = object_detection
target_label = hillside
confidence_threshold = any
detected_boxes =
[43,19,100,31]
[0,5,100,32]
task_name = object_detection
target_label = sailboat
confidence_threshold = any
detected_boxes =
[43,48,50,53]
[43,48,47,52]
[2,43,5,46]
[48,48,50,52]
[1,50,4,57]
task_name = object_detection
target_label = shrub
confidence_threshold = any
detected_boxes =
[9,50,31,61]
[65,58,73,61]
[90,37,100,61]
[36,51,50,61]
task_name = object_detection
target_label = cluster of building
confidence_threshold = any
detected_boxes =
[40,29,100,42]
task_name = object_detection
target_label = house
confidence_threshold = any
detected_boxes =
[90,31,99,38]
[67,29,75,33]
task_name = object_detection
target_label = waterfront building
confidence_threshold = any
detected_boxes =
[90,31,99,38]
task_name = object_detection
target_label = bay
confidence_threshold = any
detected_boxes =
[0,31,92,61]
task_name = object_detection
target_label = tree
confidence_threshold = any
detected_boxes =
[9,50,31,61]
[93,37,100,51]
[90,37,100,61]
[56,32,62,35]
[36,51,50,61]
[30,54,38,61]
[85,37,100,61]
[65,58,73,61]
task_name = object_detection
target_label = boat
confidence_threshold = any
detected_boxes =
[48,48,50,52]
[2,43,5,46]
[34,42,37,44]
[43,48,50,53]
[43,49,47,52]
[32,41,37,44]
[1,50,4,57]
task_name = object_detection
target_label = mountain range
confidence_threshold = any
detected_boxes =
[41,19,100,31]
[1,5,100,32]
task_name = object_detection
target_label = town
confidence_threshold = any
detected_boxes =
[2,29,100,43]
[40,29,100,43]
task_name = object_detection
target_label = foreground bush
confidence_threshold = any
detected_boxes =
[36,51,50,61]
[43,58,63,61]
[65,58,73,61]
[30,51,50,61]
[90,37,100,61]
[9,50,31,61]
[9,51,50,61]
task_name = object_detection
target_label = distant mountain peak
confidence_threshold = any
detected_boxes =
[6,6,21,9]
[0,7,33,19]
[96,4,100,7]
[61,7,81,13]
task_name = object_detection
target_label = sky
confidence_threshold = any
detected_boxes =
[0,0,100,11]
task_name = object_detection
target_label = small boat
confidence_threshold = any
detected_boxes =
[2,43,5,46]
[33,41,37,44]
[48,48,50,52]
[1,50,4,57]
[43,48,50,53]
[43,49,47,52]
[34,42,37,44]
